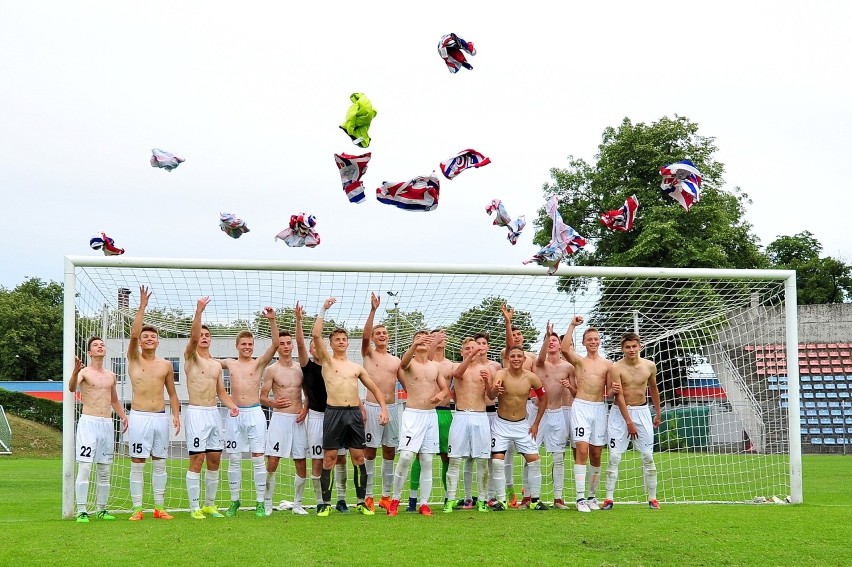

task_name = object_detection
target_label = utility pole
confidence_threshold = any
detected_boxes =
[387,291,400,356]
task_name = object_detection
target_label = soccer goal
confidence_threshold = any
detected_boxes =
[63,256,802,517]
[0,405,11,455]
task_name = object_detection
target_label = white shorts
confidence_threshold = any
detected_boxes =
[607,405,655,455]
[398,408,439,454]
[492,415,538,455]
[536,409,567,453]
[571,399,607,447]
[562,406,573,447]
[448,411,491,459]
[185,405,224,453]
[364,401,400,448]
[127,410,169,459]
[224,405,267,454]
[76,415,114,464]
[266,412,308,459]
[307,410,346,458]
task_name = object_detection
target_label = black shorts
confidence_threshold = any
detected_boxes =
[323,405,366,450]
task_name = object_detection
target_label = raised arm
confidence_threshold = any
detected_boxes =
[560,315,584,365]
[255,307,280,368]
[454,343,484,379]
[69,356,83,392]
[400,333,427,370]
[294,302,309,367]
[311,297,335,365]
[185,297,210,361]
[128,285,151,361]
[362,292,380,358]
[536,321,553,367]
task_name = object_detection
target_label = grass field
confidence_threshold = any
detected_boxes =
[0,454,850,566]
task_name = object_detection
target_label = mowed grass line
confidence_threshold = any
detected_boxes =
[0,456,850,567]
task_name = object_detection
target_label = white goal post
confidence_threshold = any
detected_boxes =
[63,256,802,517]
[0,405,11,455]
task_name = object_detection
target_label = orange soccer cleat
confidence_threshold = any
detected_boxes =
[153,507,174,520]
[364,496,376,512]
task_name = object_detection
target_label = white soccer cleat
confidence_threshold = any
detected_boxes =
[576,499,591,513]
[276,499,293,511]
[265,504,273,517]
[292,506,308,515]
[586,497,601,511]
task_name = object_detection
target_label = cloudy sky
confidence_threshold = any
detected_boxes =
[2,1,850,290]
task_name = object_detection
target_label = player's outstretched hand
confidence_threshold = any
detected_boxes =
[73,356,83,375]
[323,297,336,310]
[262,306,276,319]
[572,315,584,326]
[501,303,514,322]
[295,301,304,321]
[139,286,151,307]
[196,296,211,312]
[370,292,380,311]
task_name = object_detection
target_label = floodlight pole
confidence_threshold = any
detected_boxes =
[387,291,400,356]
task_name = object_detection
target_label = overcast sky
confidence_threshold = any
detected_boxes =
[2,1,850,290]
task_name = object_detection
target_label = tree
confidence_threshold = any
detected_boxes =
[379,308,426,357]
[766,231,852,304]
[0,278,63,380]
[443,297,538,362]
[534,116,767,391]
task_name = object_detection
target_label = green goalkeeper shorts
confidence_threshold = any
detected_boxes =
[437,407,453,454]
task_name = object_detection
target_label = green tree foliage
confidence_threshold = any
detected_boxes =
[534,116,767,398]
[0,278,63,380]
[766,231,852,304]
[443,297,537,362]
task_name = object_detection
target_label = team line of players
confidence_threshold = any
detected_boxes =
[70,287,661,521]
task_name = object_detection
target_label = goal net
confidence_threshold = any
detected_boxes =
[63,256,801,517]
[0,406,11,455]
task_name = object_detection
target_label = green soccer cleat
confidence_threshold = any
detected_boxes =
[75,512,90,523]
[96,510,116,520]
[190,509,206,520]
[491,501,507,512]
[476,500,488,513]
[225,500,241,517]
[443,501,454,514]
[255,502,265,518]
[356,503,375,516]
[316,503,330,517]
[201,505,224,518]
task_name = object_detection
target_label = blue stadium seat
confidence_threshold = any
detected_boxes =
[828,392,839,399]
[829,401,841,408]
[801,375,811,382]
[824,438,837,445]
[837,383,848,390]
[811,375,824,382]
[839,392,850,398]
[809,427,821,434]
[831,409,842,416]
[834,417,845,425]
[819,409,830,416]
[768,376,778,383]
[848,427,852,434]
[801,383,813,390]
[804,401,816,408]
[811,437,823,445]
[804,392,815,399]
[835,427,846,434]
[847,418,852,425]
[780,402,789,409]
[814,383,825,390]
[816,393,827,399]
[806,409,818,416]
[822,427,835,434]
[817,401,829,408]
[769,384,779,391]
[826,383,837,390]
[781,393,789,400]
[820,418,832,425]
[808,418,820,425]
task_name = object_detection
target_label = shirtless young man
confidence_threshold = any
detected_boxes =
[126,286,181,521]
[602,332,662,511]
[184,297,240,519]
[533,324,575,509]
[219,309,279,518]
[499,305,536,508]
[560,315,613,512]
[260,331,307,516]
[312,297,389,517]
[294,303,350,513]
[388,331,450,516]
[70,337,129,522]
[444,338,494,513]
[361,292,403,512]
[407,329,454,512]
[488,346,548,511]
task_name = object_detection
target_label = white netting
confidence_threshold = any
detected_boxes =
[0,406,11,454]
[66,258,796,514]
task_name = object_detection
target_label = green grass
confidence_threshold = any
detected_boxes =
[0,456,850,566]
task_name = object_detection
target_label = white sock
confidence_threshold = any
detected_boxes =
[505,445,515,494]
[392,451,415,501]
[589,465,601,498]
[228,456,242,502]
[294,475,306,507]
[476,458,489,501]
[446,457,461,500]
[574,463,586,501]
[311,475,322,504]
[205,469,219,507]
[152,459,167,507]
[335,463,347,501]
[418,454,433,505]
[522,462,530,498]
[552,452,565,500]
[95,463,111,510]
[642,452,658,501]
[491,458,506,503]
[487,456,495,500]
[252,456,266,503]
[528,460,542,500]
[364,458,375,498]
[463,457,473,500]
[186,471,201,511]
[382,458,394,497]
[605,452,623,500]
[75,461,92,513]
[130,462,144,508]
[265,470,276,511]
